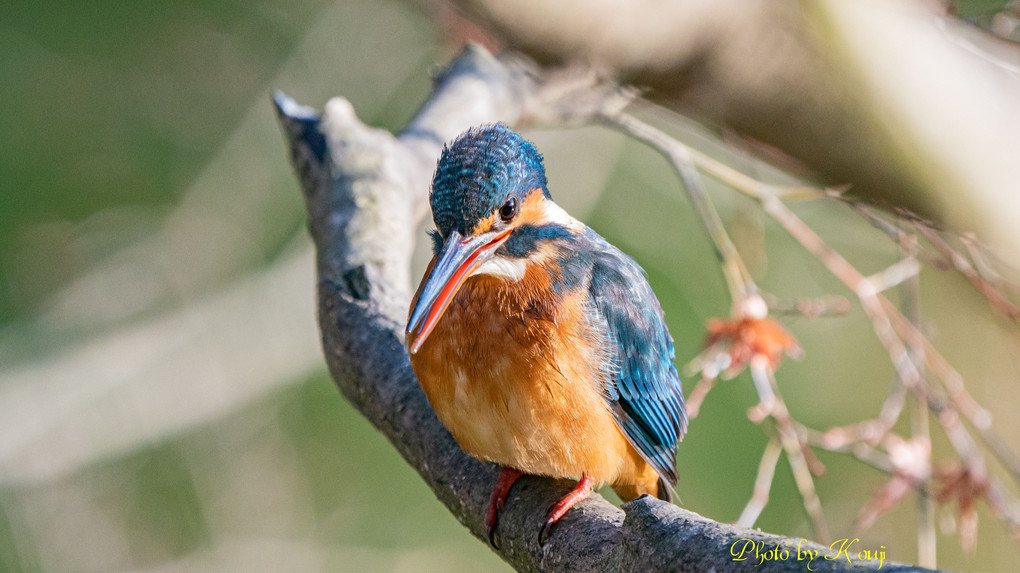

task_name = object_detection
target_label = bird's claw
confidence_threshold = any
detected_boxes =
[485,467,524,550]
[486,521,499,549]
[537,473,593,547]
[538,518,556,546]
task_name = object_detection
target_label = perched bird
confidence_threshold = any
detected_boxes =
[406,124,687,545]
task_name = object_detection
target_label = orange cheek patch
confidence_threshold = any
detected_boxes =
[471,212,497,235]
[471,188,548,235]
[514,189,549,227]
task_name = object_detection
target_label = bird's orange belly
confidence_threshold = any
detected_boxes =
[409,278,637,486]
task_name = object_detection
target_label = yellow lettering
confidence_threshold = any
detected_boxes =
[797,539,818,571]
[731,539,755,561]
[795,538,820,566]
[825,538,858,564]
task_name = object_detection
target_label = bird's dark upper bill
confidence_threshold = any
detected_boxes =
[407,228,513,354]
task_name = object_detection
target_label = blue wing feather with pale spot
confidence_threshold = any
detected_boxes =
[583,231,688,490]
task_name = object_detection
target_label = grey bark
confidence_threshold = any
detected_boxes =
[274,45,937,572]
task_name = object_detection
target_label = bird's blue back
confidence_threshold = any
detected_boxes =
[582,229,688,488]
[545,225,688,489]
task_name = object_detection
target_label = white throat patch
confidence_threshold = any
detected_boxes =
[543,201,579,228]
[474,256,527,281]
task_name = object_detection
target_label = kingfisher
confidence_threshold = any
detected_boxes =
[406,124,688,545]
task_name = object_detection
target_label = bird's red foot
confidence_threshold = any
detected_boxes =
[485,466,524,548]
[538,474,593,546]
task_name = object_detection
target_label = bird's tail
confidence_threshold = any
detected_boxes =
[612,473,678,503]
[656,476,678,503]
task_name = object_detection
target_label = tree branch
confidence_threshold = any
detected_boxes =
[274,45,936,572]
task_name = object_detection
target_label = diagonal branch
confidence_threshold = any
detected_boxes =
[274,44,936,572]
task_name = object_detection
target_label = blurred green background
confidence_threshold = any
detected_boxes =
[2,1,1019,571]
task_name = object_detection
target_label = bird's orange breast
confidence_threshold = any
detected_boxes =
[409,265,655,490]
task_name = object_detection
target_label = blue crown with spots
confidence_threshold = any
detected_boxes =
[430,124,550,237]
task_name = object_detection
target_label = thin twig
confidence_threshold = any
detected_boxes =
[738,437,783,528]
[684,375,717,419]
[822,195,1020,486]
[880,297,1020,485]
[848,200,1020,321]
[901,236,937,569]
[865,257,921,294]
[751,359,831,541]
[762,293,851,318]
[914,223,1020,321]
[822,382,907,449]
[600,112,753,303]
[803,428,894,474]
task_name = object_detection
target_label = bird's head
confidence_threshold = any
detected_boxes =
[406,124,575,354]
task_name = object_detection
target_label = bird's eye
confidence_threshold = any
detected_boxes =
[499,198,518,222]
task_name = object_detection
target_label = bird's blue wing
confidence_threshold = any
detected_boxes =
[584,232,688,488]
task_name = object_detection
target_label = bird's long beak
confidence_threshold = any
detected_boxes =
[406,227,513,354]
